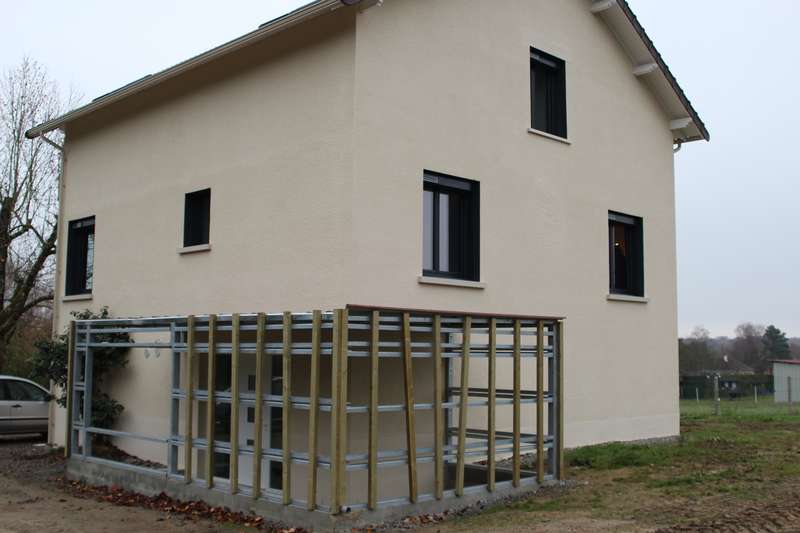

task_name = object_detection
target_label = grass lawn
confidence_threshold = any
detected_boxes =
[417,398,800,532]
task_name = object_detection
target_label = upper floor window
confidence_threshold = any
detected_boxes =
[423,172,479,281]
[530,48,567,139]
[65,216,95,296]
[183,188,211,247]
[609,211,644,296]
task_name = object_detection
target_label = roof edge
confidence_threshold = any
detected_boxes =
[26,0,356,139]
[616,0,709,142]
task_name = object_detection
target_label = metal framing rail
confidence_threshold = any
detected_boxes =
[64,306,565,514]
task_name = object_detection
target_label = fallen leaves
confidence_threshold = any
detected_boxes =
[55,478,306,532]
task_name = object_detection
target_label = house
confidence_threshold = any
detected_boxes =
[773,360,800,403]
[26,0,708,527]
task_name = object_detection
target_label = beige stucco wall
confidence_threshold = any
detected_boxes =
[51,0,680,496]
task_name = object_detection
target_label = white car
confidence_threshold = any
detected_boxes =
[0,375,52,437]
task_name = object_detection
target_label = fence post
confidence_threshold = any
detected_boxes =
[754,384,758,405]
[713,375,721,416]
[695,387,700,403]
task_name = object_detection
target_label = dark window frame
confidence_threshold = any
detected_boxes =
[183,188,211,247]
[422,171,480,282]
[608,211,644,297]
[530,47,568,139]
[65,216,95,296]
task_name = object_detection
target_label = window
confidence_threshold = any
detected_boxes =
[247,407,255,424]
[423,172,479,281]
[183,188,211,247]
[65,217,95,296]
[530,48,567,138]
[6,380,48,402]
[609,212,644,296]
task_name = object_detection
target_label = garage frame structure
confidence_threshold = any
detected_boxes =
[64,305,565,523]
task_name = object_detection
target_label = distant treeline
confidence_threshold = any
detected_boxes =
[679,323,799,375]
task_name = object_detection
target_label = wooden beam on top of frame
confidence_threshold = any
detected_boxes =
[205,315,217,489]
[402,312,418,503]
[230,314,240,494]
[537,320,546,484]
[487,318,497,492]
[558,320,566,480]
[367,311,380,510]
[433,314,444,500]
[512,319,522,487]
[185,315,196,484]
[252,313,265,498]
[456,316,472,498]
[329,309,342,515]
[64,321,76,459]
[306,310,322,511]
[282,312,293,506]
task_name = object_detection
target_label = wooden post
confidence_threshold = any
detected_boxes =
[512,319,521,487]
[306,310,322,511]
[330,310,342,515]
[456,316,471,497]
[64,321,76,459]
[557,320,565,481]
[205,315,217,488]
[788,376,793,409]
[252,313,265,498]
[754,384,758,405]
[282,312,292,506]
[536,321,545,484]
[402,312,418,503]
[433,314,444,500]
[487,318,497,491]
[367,311,380,510]
[185,316,196,484]
[338,309,349,509]
[713,374,720,416]
[230,314,240,494]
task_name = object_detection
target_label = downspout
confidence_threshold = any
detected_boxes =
[673,141,683,154]
[42,132,64,446]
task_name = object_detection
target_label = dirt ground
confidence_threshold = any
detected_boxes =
[2,400,800,532]
[0,436,248,533]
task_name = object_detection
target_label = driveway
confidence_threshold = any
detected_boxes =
[0,435,241,533]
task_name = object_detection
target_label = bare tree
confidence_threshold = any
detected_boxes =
[0,58,68,370]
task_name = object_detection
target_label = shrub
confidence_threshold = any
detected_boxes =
[31,307,129,430]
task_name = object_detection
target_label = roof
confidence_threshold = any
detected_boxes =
[26,0,709,143]
[772,360,800,366]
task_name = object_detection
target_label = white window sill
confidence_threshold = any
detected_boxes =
[607,294,649,304]
[62,294,93,303]
[418,276,486,290]
[527,128,571,145]
[178,243,211,255]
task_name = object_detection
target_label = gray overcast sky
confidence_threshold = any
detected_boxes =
[3,1,799,337]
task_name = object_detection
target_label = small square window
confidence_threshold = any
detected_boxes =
[422,172,480,282]
[609,211,644,296]
[183,188,210,247]
[65,216,95,296]
[530,48,567,138]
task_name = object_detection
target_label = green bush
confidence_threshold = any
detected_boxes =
[31,307,129,430]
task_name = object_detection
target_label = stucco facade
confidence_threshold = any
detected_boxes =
[47,0,698,473]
